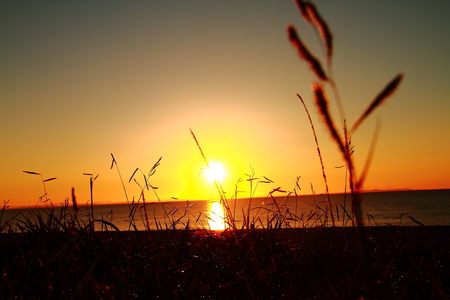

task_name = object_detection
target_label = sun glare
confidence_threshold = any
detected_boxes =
[208,201,226,230]
[204,162,226,182]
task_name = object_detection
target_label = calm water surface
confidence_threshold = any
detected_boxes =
[2,190,449,231]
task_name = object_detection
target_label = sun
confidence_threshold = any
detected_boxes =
[204,162,226,182]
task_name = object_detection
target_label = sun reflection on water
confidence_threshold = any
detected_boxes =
[207,201,226,230]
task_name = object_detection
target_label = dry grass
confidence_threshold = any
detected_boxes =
[288,0,403,228]
[2,2,448,299]
[1,206,449,299]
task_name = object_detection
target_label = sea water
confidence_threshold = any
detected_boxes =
[2,190,449,231]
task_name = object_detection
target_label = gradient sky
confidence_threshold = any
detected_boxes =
[1,1,449,208]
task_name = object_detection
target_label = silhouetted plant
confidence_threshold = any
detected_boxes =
[288,0,403,227]
[23,170,57,206]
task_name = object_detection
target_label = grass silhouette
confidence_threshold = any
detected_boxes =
[2,1,449,299]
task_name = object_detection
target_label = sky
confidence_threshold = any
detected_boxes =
[1,0,449,209]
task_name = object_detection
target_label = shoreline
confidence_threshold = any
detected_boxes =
[4,188,449,210]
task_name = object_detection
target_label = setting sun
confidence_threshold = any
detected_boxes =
[204,162,226,182]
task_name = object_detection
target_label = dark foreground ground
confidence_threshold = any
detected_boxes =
[1,226,449,299]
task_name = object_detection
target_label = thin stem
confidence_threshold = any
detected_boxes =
[297,94,335,227]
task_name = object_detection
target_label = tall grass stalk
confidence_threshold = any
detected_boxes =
[189,128,232,230]
[23,171,57,206]
[110,154,130,208]
[297,94,335,226]
[288,0,403,228]
[110,153,140,230]
[128,157,169,229]
[83,173,98,232]
[335,164,350,227]
[189,128,283,230]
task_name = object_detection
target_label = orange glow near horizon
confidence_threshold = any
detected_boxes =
[1,2,449,209]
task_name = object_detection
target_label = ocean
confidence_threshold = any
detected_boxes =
[2,189,449,231]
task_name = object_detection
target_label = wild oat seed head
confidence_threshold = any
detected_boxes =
[312,83,345,153]
[287,25,327,81]
[305,3,333,60]
[293,0,312,23]
[351,73,404,132]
